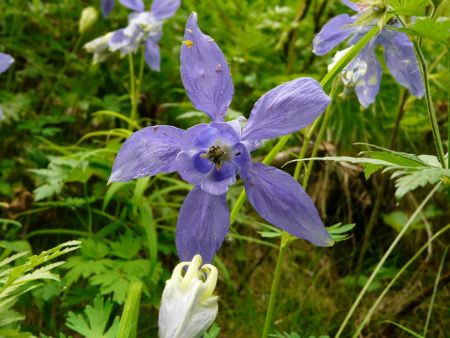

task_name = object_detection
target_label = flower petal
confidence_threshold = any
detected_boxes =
[241,78,331,141]
[341,0,359,11]
[151,0,180,20]
[313,14,356,55]
[200,162,236,195]
[176,150,214,185]
[244,163,333,247]
[145,38,161,71]
[119,0,144,12]
[379,30,424,98]
[109,125,183,183]
[0,53,14,74]
[180,12,234,122]
[176,186,230,263]
[100,0,115,17]
[353,44,382,108]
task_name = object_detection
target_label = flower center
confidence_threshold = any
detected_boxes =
[202,144,230,170]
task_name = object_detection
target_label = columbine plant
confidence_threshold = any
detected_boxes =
[313,0,424,108]
[109,12,333,263]
[0,52,14,120]
[86,0,180,71]
[159,255,218,338]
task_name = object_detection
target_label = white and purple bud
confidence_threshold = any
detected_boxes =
[158,255,218,338]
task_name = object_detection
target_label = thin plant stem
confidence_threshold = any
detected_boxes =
[352,224,450,337]
[229,26,380,224]
[230,26,380,337]
[355,89,408,275]
[136,46,146,111]
[335,183,441,338]
[261,233,290,338]
[128,54,138,128]
[423,246,448,337]
[84,183,93,235]
[302,79,339,187]
[293,117,321,181]
[397,16,446,168]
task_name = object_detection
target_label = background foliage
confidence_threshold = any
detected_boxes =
[0,0,449,337]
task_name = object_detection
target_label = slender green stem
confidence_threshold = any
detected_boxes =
[262,233,290,338]
[302,79,339,187]
[293,117,321,181]
[397,16,446,168]
[423,246,448,337]
[118,281,143,338]
[229,25,380,226]
[128,54,138,128]
[355,89,408,276]
[335,183,441,338]
[353,224,450,337]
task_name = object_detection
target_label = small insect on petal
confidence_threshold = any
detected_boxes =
[182,40,193,48]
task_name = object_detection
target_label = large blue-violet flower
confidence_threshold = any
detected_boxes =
[86,0,180,71]
[0,53,14,120]
[313,0,424,108]
[109,13,334,263]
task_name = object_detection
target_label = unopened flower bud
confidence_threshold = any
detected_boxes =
[79,7,99,34]
[159,255,218,338]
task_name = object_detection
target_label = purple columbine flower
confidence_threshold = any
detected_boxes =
[109,13,334,263]
[0,52,14,120]
[87,0,180,71]
[313,0,424,108]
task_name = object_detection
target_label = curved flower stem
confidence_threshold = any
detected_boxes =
[352,223,450,338]
[261,232,291,338]
[335,183,441,338]
[302,79,339,187]
[229,26,380,337]
[229,25,380,225]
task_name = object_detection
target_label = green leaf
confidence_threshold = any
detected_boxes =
[66,296,120,338]
[393,167,443,199]
[388,0,431,16]
[397,17,450,42]
[109,231,142,260]
[204,323,221,338]
[381,320,424,338]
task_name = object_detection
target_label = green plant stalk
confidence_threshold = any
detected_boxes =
[335,183,441,338]
[355,89,408,276]
[128,54,138,129]
[249,26,381,337]
[293,117,321,180]
[261,233,290,338]
[423,246,448,337]
[396,16,446,168]
[229,25,380,225]
[117,281,143,338]
[302,79,339,187]
[353,223,450,337]
[414,42,446,168]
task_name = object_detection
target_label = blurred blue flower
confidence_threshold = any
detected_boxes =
[88,0,180,70]
[0,52,14,120]
[313,0,424,108]
[109,13,334,263]
[100,0,115,17]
